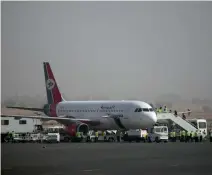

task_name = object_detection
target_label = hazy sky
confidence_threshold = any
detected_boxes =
[2,2,212,102]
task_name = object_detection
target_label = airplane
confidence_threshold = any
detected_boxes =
[6,62,157,136]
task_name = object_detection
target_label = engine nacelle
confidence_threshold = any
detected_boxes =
[65,124,77,136]
[65,123,89,136]
[76,123,89,136]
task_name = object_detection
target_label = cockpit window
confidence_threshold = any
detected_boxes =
[134,108,142,112]
[137,108,142,112]
[135,108,153,112]
[142,108,149,112]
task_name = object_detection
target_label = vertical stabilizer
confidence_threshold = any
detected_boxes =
[43,62,63,104]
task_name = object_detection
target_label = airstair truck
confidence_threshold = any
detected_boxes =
[157,113,196,133]
[157,113,208,138]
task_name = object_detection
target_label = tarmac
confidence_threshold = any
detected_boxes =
[2,142,212,175]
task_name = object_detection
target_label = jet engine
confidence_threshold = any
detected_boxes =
[76,123,89,136]
[65,123,89,136]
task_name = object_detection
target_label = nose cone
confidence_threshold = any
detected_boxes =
[150,112,157,123]
[146,112,157,126]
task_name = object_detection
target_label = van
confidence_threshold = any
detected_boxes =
[148,126,169,143]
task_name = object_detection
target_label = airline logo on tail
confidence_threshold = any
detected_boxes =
[46,79,55,90]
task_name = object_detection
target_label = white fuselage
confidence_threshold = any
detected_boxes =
[55,100,157,130]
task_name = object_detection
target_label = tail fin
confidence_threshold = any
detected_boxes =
[43,62,64,104]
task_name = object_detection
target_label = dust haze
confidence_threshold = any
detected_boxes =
[1,2,212,106]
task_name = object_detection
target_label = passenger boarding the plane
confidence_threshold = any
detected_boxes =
[187,109,191,116]
[163,106,168,113]
[182,113,186,120]
[174,110,178,117]
[158,107,163,113]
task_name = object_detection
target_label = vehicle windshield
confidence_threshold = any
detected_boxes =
[163,127,168,132]
[198,122,207,129]
[154,128,161,133]
[48,135,57,139]
[46,128,60,133]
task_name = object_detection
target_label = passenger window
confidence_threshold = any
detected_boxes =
[1,120,9,125]
[19,120,27,125]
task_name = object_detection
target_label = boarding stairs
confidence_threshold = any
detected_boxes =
[157,113,197,132]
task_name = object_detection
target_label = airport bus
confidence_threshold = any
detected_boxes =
[187,119,207,137]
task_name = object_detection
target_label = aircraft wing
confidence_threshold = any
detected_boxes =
[2,115,100,126]
[6,106,44,112]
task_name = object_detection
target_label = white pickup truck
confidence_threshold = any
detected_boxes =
[148,126,169,143]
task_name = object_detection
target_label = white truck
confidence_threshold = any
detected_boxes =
[122,129,147,142]
[86,130,116,142]
[1,116,42,142]
[148,126,169,143]
[43,126,70,142]
[43,133,60,143]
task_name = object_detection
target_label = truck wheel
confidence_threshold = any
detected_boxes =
[64,137,70,142]
[155,137,159,143]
